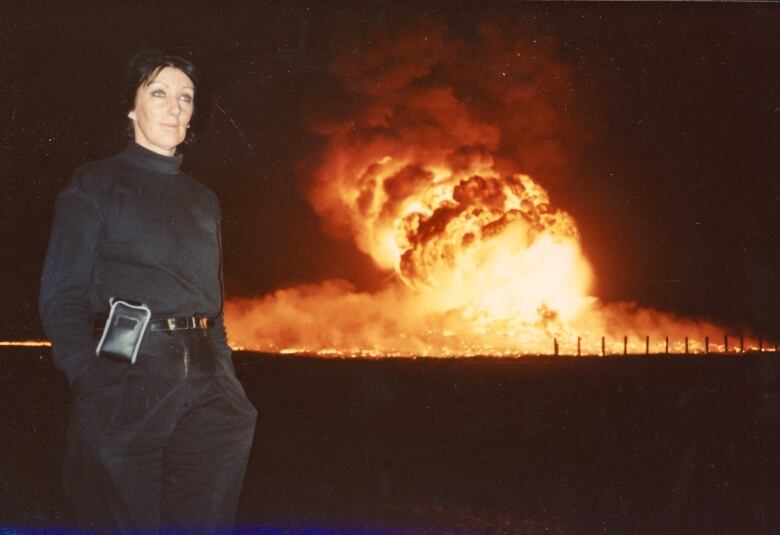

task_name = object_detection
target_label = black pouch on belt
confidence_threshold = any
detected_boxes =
[95,298,152,364]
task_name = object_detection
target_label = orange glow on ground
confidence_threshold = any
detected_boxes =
[0,340,52,347]
[221,25,766,358]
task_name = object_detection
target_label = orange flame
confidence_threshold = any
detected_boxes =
[225,22,758,356]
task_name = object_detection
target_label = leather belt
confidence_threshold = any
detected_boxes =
[150,316,214,331]
[93,315,214,332]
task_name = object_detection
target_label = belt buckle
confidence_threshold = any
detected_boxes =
[166,318,177,331]
[197,317,209,329]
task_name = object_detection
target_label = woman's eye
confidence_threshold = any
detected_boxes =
[151,89,165,97]
[180,94,193,104]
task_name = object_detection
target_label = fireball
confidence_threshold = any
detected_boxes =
[225,22,748,356]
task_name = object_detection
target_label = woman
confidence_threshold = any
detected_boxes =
[39,50,257,533]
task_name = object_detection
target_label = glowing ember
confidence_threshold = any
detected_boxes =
[224,23,758,356]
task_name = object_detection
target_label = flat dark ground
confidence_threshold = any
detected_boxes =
[1,348,779,534]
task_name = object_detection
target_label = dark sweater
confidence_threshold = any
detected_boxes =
[39,142,231,383]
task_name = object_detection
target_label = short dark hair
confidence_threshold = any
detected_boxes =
[121,49,201,145]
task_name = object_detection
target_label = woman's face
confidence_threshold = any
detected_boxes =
[128,66,195,156]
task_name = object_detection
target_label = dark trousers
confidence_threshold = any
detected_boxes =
[64,329,257,534]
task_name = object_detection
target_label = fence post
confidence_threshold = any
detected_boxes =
[623,336,628,355]
[601,336,606,357]
[740,335,744,353]
[577,337,581,357]
[705,336,709,354]
[554,338,558,356]
[685,337,689,355]
[665,336,669,354]
[724,335,729,353]
[645,336,649,355]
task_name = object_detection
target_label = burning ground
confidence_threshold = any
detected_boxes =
[223,21,749,356]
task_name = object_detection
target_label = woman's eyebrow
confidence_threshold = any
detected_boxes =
[149,80,195,91]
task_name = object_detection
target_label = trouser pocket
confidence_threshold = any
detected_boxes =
[71,355,133,401]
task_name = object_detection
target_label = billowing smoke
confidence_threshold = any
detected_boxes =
[225,20,748,356]
[300,21,584,262]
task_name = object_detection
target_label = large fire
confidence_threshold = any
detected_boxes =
[224,22,759,356]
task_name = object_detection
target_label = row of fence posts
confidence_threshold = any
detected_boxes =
[552,335,778,356]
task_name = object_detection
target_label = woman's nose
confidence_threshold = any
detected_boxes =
[168,96,182,116]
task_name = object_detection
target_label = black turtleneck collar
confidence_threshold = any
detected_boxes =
[119,141,183,175]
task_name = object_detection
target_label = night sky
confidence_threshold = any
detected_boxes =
[2,1,778,341]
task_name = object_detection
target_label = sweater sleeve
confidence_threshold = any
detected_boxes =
[39,183,102,385]
[210,195,233,358]
[211,312,233,358]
